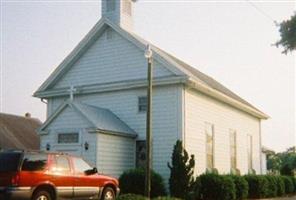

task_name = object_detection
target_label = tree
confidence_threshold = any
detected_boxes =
[276,13,296,54]
[168,140,195,199]
[266,146,296,176]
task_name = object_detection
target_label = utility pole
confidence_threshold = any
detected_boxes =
[144,44,153,199]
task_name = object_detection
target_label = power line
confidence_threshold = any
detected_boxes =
[245,0,279,26]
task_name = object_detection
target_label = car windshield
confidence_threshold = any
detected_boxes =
[0,152,22,172]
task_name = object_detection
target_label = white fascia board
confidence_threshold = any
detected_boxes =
[187,78,269,120]
[34,76,188,98]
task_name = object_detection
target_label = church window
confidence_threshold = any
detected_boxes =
[58,133,79,144]
[230,129,237,170]
[205,123,214,170]
[136,140,146,168]
[247,135,253,171]
[106,0,116,12]
[138,96,147,112]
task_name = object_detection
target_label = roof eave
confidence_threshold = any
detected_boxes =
[186,78,269,120]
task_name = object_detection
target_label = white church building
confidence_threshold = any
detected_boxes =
[34,0,269,182]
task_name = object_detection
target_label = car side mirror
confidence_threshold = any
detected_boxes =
[84,167,98,175]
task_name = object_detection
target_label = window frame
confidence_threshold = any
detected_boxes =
[229,129,237,170]
[247,134,253,171]
[138,96,147,113]
[205,122,215,170]
[55,130,81,145]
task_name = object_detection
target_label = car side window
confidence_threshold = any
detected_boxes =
[22,153,47,171]
[72,157,92,174]
[53,155,71,174]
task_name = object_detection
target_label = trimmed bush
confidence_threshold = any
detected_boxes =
[227,175,248,200]
[282,176,294,194]
[119,168,167,198]
[244,175,268,198]
[265,176,278,197]
[186,177,201,200]
[200,173,236,200]
[152,197,183,200]
[274,176,285,196]
[292,177,296,192]
[116,194,148,200]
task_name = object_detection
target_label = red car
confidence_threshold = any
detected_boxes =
[0,150,120,200]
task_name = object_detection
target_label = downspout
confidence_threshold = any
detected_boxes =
[182,84,186,149]
[259,119,263,174]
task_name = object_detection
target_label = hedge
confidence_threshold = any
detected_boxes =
[274,176,285,196]
[265,175,278,197]
[282,176,294,194]
[244,175,268,198]
[226,175,248,200]
[292,177,296,192]
[200,173,236,200]
[119,168,167,198]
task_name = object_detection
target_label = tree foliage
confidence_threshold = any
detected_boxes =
[276,13,296,54]
[266,146,296,176]
[168,140,195,199]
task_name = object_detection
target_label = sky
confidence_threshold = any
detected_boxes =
[1,0,295,152]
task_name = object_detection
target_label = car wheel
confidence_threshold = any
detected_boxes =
[32,190,52,200]
[101,187,115,200]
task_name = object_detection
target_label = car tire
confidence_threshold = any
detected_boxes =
[32,190,52,200]
[101,187,115,200]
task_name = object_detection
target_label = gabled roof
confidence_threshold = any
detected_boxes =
[0,113,41,150]
[34,17,268,119]
[39,100,136,137]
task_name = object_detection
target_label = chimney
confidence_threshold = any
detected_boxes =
[25,113,31,118]
[101,0,135,32]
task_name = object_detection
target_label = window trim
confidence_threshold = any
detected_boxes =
[138,96,147,113]
[229,129,237,170]
[247,134,253,171]
[54,129,82,146]
[205,122,215,170]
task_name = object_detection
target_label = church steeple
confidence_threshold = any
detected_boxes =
[101,0,135,32]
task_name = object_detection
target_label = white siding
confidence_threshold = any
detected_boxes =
[54,28,173,89]
[97,133,135,178]
[184,88,261,175]
[48,85,183,182]
[40,105,97,165]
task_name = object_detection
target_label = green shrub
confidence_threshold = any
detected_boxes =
[186,177,201,200]
[282,176,294,194]
[119,168,167,198]
[292,177,296,192]
[116,194,148,200]
[168,140,195,199]
[274,176,285,196]
[227,175,248,200]
[265,176,278,197]
[200,173,236,200]
[152,197,183,200]
[244,175,268,198]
